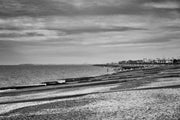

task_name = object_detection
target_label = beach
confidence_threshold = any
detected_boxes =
[0,65,180,120]
[1,0,180,119]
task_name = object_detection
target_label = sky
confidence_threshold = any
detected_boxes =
[0,0,180,64]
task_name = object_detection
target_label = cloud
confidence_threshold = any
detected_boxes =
[142,0,180,15]
[0,0,74,17]
[145,2,179,9]
[0,32,44,38]
[98,35,180,48]
[0,15,148,42]
[50,26,147,35]
[162,26,180,31]
[1,0,179,17]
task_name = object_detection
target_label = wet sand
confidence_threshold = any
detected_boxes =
[0,65,180,120]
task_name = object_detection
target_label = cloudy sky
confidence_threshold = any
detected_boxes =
[0,0,180,64]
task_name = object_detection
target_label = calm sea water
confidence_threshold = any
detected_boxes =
[0,65,112,87]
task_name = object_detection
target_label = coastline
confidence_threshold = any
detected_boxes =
[0,65,179,101]
[1,65,180,119]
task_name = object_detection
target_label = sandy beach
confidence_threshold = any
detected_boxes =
[0,65,180,120]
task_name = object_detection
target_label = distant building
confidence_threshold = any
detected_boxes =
[166,59,173,64]
[136,60,144,64]
[117,58,179,65]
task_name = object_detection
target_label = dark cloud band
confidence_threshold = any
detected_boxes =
[0,0,180,17]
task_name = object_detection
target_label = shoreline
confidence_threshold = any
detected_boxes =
[1,65,180,119]
[0,65,178,96]
[0,64,156,91]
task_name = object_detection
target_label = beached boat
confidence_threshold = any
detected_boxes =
[41,80,66,86]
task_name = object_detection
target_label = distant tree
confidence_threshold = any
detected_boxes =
[173,59,178,64]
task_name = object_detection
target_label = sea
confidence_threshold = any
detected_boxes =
[0,65,113,88]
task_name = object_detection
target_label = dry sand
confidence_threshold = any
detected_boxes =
[1,88,180,120]
[0,85,117,114]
